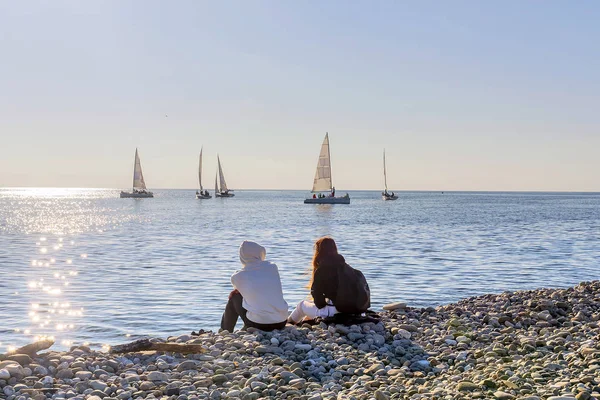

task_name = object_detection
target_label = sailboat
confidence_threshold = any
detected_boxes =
[120,148,154,198]
[304,133,350,204]
[215,155,234,197]
[195,147,211,199]
[382,149,398,200]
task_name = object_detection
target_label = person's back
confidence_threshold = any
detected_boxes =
[220,241,288,332]
[310,253,344,308]
[232,250,288,324]
[288,237,371,324]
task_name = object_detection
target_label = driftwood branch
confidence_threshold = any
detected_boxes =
[0,339,55,359]
[110,339,207,355]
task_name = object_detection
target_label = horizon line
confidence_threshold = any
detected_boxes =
[1,187,599,194]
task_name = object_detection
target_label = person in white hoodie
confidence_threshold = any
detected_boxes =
[221,241,289,332]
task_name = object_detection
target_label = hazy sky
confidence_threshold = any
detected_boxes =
[1,1,599,191]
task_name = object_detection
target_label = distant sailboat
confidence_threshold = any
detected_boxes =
[195,147,211,199]
[304,133,350,204]
[120,148,153,198]
[382,149,398,200]
[215,155,234,197]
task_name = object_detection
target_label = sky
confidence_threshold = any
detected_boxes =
[1,1,599,191]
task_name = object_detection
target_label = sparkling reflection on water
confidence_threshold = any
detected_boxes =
[1,188,599,351]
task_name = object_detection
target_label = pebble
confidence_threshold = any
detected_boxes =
[88,380,107,391]
[1,281,599,400]
[147,371,169,382]
[7,354,32,366]
[383,302,407,311]
[295,344,312,351]
[55,369,74,380]
[176,360,197,372]
[75,371,92,380]
[494,391,516,400]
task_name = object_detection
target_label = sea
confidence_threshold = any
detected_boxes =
[1,188,599,352]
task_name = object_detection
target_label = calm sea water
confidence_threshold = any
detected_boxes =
[1,188,599,351]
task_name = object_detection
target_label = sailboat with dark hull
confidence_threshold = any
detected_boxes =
[382,149,398,201]
[195,147,211,199]
[304,133,350,204]
[120,149,153,198]
[215,155,234,198]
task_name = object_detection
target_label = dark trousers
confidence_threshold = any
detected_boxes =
[221,291,287,332]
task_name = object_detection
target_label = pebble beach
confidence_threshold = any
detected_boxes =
[1,280,600,400]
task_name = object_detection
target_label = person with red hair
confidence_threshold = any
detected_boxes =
[288,237,370,324]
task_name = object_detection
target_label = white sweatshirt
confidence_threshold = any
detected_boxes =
[231,241,289,324]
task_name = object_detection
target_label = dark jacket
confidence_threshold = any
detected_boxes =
[311,254,346,309]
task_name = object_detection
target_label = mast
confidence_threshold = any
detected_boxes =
[383,149,388,192]
[198,147,203,191]
[327,132,333,192]
[132,148,137,190]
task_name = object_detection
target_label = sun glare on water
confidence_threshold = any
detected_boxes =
[8,224,93,352]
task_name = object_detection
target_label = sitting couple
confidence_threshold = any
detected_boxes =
[221,237,371,332]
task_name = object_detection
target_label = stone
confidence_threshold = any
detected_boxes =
[0,369,10,380]
[347,333,364,341]
[396,329,411,340]
[335,325,350,334]
[117,390,132,399]
[164,382,180,396]
[212,374,228,385]
[89,380,107,391]
[250,381,267,391]
[398,324,418,332]
[494,391,515,400]
[3,363,24,378]
[372,334,386,346]
[75,371,92,380]
[457,381,479,391]
[383,302,407,311]
[194,378,213,387]
[34,366,49,376]
[139,381,155,391]
[374,389,389,400]
[56,369,74,379]
[0,361,19,369]
[7,354,32,365]
[147,371,169,382]
[176,361,197,372]
[480,379,497,389]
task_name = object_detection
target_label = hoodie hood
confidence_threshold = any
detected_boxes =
[239,241,267,267]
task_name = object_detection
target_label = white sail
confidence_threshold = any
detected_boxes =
[217,155,228,192]
[383,149,388,192]
[198,148,203,191]
[132,148,147,190]
[215,173,218,193]
[311,133,332,192]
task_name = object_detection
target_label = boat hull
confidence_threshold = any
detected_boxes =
[304,196,350,204]
[216,193,235,198]
[120,191,154,198]
[383,195,398,201]
[196,194,212,199]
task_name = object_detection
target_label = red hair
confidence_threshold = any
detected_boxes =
[308,237,338,287]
